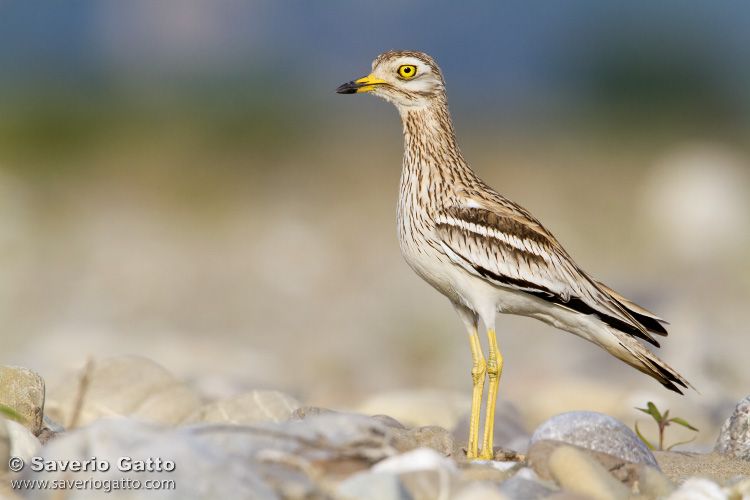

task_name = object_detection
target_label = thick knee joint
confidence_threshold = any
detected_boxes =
[471,359,486,383]
[487,351,503,380]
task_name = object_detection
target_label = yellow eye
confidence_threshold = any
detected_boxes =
[397,64,417,79]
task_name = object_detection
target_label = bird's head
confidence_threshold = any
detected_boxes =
[336,51,446,109]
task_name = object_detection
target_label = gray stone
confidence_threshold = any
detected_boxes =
[335,471,411,500]
[400,469,459,500]
[370,449,461,500]
[371,414,407,429]
[530,411,659,468]
[0,366,45,435]
[2,419,42,467]
[498,474,560,500]
[181,390,300,425]
[458,460,513,483]
[45,356,203,427]
[547,445,631,500]
[715,395,750,461]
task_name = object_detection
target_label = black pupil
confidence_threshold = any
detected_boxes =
[404,67,411,74]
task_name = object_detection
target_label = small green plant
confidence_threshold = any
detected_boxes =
[635,401,698,451]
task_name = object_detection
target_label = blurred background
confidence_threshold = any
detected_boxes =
[1,1,749,449]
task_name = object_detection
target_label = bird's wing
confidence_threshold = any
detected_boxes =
[434,202,662,345]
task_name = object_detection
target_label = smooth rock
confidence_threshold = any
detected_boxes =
[2,418,41,467]
[400,469,459,500]
[498,474,560,500]
[373,448,457,474]
[459,460,513,483]
[453,483,509,500]
[363,449,460,500]
[547,445,631,500]
[181,390,300,425]
[638,465,677,499]
[335,471,411,500]
[528,440,645,486]
[531,411,659,468]
[714,395,750,461]
[45,356,203,427]
[453,399,530,453]
[0,366,45,435]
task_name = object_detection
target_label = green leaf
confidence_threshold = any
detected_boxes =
[634,421,655,450]
[670,417,699,432]
[635,402,662,422]
[666,435,697,451]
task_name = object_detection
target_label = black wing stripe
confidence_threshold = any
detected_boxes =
[469,261,662,347]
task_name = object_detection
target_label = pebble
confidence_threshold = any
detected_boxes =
[714,394,750,461]
[452,482,509,500]
[497,473,560,500]
[45,356,203,427]
[0,365,46,435]
[181,389,300,425]
[1,418,42,471]
[372,447,457,473]
[390,424,462,456]
[528,439,645,486]
[338,448,461,500]
[335,471,411,500]
[638,465,677,499]
[530,410,659,468]
[7,357,749,499]
[547,444,631,500]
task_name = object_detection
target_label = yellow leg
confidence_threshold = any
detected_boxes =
[479,329,503,460]
[466,327,486,459]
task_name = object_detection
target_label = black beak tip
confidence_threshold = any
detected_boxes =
[335,81,359,94]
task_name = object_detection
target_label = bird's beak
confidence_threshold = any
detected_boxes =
[335,74,389,94]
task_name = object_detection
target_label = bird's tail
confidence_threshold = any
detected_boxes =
[607,327,697,395]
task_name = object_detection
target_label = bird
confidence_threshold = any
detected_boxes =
[335,50,693,460]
